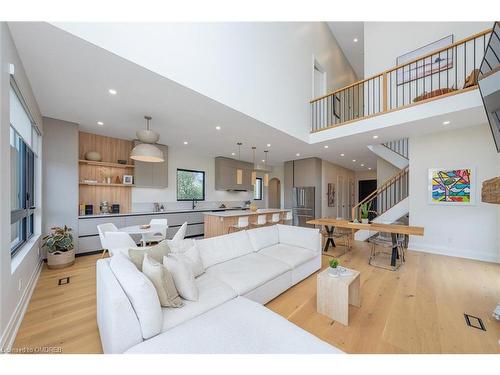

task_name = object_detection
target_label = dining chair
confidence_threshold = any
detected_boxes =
[143,218,168,244]
[97,223,118,258]
[368,229,405,271]
[104,231,137,257]
[228,216,249,234]
[267,213,281,225]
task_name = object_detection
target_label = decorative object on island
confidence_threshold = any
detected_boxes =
[130,116,164,163]
[328,258,339,276]
[327,183,335,207]
[84,150,102,161]
[236,142,243,185]
[249,202,258,212]
[251,146,257,185]
[123,175,133,184]
[481,176,500,204]
[42,226,75,269]
[263,150,269,187]
[428,167,475,205]
[360,202,371,223]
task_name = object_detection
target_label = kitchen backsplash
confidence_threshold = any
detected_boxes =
[131,200,252,213]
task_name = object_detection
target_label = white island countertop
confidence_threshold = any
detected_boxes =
[203,208,290,217]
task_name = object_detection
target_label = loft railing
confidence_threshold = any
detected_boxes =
[311,28,492,132]
[352,166,409,222]
[383,138,409,159]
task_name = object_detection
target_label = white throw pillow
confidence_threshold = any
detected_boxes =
[142,254,184,308]
[109,254,163,339]
[163,255,199,301]
[172,222,188,241]
[166,238,195,253]
[170,245,204,277]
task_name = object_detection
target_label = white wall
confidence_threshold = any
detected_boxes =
[364,22,492,77]
[53,22,357,141]
[321,160,355,219]
[408,124,500,263]
[377,157,400,187]
[0,23,43,350]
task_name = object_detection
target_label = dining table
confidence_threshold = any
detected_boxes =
[119,224,168,247]
[307,218,424,267]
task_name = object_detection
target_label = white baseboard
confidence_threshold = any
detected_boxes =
[0,259,43,353]
[408,242,499,264]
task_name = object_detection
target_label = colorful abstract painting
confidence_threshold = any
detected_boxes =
[429,168,475,204]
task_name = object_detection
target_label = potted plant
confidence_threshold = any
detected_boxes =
[360,202,371,224]
[42,226,75,269]
[328,258,340,276]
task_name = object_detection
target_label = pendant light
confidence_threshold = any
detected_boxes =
[236,142,243,185]
[263,150,269,187]
[130,116,164,163]
[251,146,257,185]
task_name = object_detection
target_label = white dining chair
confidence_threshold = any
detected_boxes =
[143,218,168,244]
[97,223,118,258]
[228,216,249,234]
[251,214,268,228]
[104,231,137,257]
[267,213,281,225]
[281,211,293,225]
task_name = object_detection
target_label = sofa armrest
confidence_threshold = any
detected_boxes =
[96,259,143,353]
[277,224,321,253]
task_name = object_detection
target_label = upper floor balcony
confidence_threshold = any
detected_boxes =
[309,28,492,136]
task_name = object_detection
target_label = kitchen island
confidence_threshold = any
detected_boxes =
[204,209,291,238]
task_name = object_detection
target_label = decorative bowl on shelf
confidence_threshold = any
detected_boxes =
[84,151,102,162]
[140,224,151,229]
[117,159,127,165]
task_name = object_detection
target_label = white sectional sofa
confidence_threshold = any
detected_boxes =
[97,224,342,354]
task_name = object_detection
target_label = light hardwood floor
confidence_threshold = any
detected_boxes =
[13,242,500,354]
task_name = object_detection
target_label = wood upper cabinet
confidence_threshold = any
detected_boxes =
[133,142,168,188]
[215,157,253,191]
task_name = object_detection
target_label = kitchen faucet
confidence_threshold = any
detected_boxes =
[192,198,197,210]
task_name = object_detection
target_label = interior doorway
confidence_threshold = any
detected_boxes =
[358,179,377,220]
[268,178,281,208]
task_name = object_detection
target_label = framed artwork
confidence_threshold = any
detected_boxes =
[428,167,475,205]
[327,183,335,207]
[123,175,134,185]
[396,35,454,86]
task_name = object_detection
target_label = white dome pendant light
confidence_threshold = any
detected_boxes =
[130,116,164,163]
[236,142,243,185]
[251,146,257,186]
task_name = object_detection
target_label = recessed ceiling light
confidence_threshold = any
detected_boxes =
[215,126,221,130]
[353,38,358,43]
[368,167,372,170]
[352,159,356,162]
[324,145,329,149]
[373,135,379,139]
[296,153,300,157]
[361,164,365,167]
[340,153,345,157]
[267,143,271,147]
[183,141,188,145]
[108,89,117,95]
[442,120,451,125]
[97,121,104,126]
[261,159,265,163]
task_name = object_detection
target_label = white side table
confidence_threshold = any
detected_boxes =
[317,267,361,326]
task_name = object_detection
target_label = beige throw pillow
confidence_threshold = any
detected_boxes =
[129,240,171,270]
[163,255,199,301]
[142,254,184,308]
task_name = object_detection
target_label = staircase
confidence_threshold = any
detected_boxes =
[353,138,410,241]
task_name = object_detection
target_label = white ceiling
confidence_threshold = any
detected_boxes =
[9,22,379,171]
[327,22,364,79]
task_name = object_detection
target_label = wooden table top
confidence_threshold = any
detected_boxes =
[307,218,424,236]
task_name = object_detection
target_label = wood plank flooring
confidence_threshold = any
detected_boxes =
[12,243,500,354]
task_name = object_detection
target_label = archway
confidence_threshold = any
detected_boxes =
[268,178,281,208]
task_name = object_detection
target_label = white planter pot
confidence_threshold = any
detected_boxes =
[328,267,339,276]
[47,249,75,269]
[361,218,369,224]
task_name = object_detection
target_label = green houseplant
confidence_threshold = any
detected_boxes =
[360,202,371,224]
[42,226,75,269]
[328,258,340,276]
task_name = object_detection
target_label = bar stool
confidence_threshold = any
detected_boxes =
[267,213,281,225]
[251,214,268,228]
[228,216,249,234]
[281,211,293,225]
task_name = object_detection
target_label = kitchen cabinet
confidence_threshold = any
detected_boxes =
[133,142,168,188]
[214,157,253,191]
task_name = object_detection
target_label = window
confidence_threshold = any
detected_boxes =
[10,79,38,257]
[254,177,263,200]
[177,169,205,201]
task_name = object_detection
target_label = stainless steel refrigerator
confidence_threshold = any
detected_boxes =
[292,187,315,227]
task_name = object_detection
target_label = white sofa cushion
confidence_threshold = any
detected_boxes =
[161,273,237,331]
[109,254,163,339]
[277,224,321,252]
[205,253,290,295]
[258,243,317,268]
[247,225,279,252]
[196,230,254,268]
[127,297,342,354]
[163,255,198,301]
